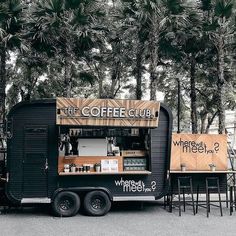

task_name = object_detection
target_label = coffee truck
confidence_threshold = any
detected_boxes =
[1,98,172,217]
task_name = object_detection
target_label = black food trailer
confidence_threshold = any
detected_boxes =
[1,98,172,217]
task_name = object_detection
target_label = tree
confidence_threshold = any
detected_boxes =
[28,0,106,97]
[121,0,149,100]
[128,0,187,100]
[213,0,234,133]
[0,0,24,122]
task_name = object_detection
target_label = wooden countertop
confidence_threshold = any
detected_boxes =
[170,170,236,174]
[59,171,152,176]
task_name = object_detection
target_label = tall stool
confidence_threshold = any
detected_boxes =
[177,176,195,216]
[196,177,223,217]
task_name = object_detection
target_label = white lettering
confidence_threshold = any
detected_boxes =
[90,107,100,117]
[113,108,119,117]
[128,109,135,117]
[139,109,146,118]
[151,181,157,191]
[101,107,107,117]
[146,109,151,118]
[120,108,126,118]
[81,106,90,117]
[107,107,113,117]
[115,178,156,193]
[80,106,154,118]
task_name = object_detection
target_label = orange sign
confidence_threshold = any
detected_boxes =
[170,133,227,171]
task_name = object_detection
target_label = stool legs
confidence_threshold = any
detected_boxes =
[178,179,181,216]
[226,185,229,208]
[177,177,195,216]
[234,187,236,210]
[229,185,236,215]
[230,186,233,215]
[169,186,173,213]
[205,177,223,217]
[206,186,209,217]
[196,185,199,214]
[217,181,223,216]
[183,188,186,212]
[190,179,195,215]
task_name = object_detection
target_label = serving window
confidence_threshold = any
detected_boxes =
[58,126,151,175]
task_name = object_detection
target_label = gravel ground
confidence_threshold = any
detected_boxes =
[0,200,236,236]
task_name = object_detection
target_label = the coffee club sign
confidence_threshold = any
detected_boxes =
[56,98,160,127]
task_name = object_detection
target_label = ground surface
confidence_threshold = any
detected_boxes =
[0,200,236,236]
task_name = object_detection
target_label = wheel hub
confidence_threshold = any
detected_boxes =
[91,197,104,209]
[59,197,73,211]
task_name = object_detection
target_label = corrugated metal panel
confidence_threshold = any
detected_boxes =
[23,127,48,198]
[7,102,58,201]
[150,107,170,197]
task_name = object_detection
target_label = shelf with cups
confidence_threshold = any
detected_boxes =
[58,154,151,175]
[58,155,123,174]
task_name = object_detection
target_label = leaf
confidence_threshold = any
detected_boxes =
[215,0,234,19]
[79,71,96,85]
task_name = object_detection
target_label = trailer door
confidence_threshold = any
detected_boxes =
[23,126,48,198]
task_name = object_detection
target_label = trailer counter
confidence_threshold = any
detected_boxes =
[58,154,151,175]
[59,171,152,175]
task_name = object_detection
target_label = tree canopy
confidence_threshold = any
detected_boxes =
[0,0,235,133]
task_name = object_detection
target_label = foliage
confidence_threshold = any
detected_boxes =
[2,0,236,134]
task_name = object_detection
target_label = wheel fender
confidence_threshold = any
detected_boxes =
[52,187,112,202]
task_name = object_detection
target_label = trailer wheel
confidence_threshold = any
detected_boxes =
[84,191,111,216]
[52,191,80,217]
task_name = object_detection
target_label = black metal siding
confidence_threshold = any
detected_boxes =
[23,126,48,197]
[150,105,171,197]
[6,102,57,202]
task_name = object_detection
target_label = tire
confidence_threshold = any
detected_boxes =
[84,191,111,216]
[52,191,80,217]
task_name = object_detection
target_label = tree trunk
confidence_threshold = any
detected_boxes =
[25,66,32,101]
[190,55,198,134]
[149,14,159,101]
[109,62,121,99]
[94,62,104,98]
[0,47,6,123]
[63,59,72,97]
[200,112,207,134]
[205,111,218,134]
[97,66,104,99]
[136,40,144,100]
[98,78,103,98]
[217,33,225,134]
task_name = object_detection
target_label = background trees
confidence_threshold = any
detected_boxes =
[0,0,24,122]
[1,0,236,134]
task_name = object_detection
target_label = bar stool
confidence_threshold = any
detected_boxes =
[177,176,195,216]
[196,177,223,217]
[230,185,236,215]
